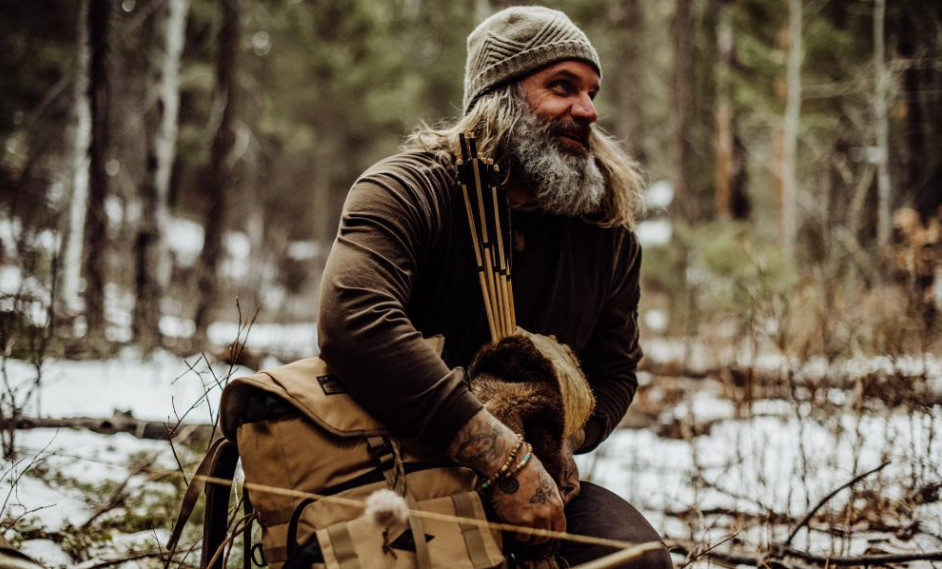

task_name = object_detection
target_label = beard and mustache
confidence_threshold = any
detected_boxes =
[508,107,607,217]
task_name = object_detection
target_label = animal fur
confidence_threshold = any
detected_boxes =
[467,332,592,494]
[468,332,593,566]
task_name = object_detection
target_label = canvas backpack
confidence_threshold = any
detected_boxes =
[168,336,505,569]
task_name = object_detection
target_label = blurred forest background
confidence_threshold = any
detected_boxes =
[3,1,942,566]
[2,0,942,358]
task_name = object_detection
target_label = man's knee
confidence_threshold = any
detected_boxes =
[559,482,673,568]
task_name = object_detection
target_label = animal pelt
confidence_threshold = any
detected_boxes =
[468,334,568,481]
[467,332,593,493]
[468,332,593,567]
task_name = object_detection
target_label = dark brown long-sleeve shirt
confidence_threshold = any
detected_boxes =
[318,152,642,452]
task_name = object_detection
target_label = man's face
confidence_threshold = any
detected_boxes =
[507,60,606,217]
[518,60,600,154]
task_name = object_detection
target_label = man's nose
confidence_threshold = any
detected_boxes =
[571,93,598,124]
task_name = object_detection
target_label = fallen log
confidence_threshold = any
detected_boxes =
[0,411,211,441]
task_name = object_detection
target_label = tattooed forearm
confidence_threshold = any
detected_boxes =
[448,410,516,475]
[453,430,501,465]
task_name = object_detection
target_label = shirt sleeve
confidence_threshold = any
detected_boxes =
[575,231,643,453]
[317,171,483,448]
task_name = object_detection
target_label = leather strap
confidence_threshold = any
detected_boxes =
[166,437,234,552]
[242,487,254,569]
[200,440,240,569]
[452,493,492,569]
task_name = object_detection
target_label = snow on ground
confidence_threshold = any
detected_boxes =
[207,321,319,361]
[1,348,940,567]
[3,348,251,424]
[4,428,185,565]
[581,388,942,561]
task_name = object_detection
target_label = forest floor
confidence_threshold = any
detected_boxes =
[1,331,941,568]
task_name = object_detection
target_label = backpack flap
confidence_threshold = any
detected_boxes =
[220,335,448,442]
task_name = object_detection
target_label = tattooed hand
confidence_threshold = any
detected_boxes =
[448,410,565,544]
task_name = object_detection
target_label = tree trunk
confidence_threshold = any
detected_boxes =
[61,0,92,316]
[193,0,239,348]
[134,0,190,354]
[873,0,891,250]
[671,0,696,222]
[713,0,733,219]
[84,0,112,346]
[613,0,645,160]
[781,0,802,261]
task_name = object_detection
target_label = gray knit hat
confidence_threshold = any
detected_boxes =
[463,6,602,114]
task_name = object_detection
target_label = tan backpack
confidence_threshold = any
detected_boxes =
[168,336,505,569]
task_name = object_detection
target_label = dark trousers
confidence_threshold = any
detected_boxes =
[556,482,673,569]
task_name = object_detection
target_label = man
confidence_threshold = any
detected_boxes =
[318,6,672,568]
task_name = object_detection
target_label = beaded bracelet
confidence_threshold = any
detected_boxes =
[481,442,533,490]
[480,435,525,490]
[503,443,533,479]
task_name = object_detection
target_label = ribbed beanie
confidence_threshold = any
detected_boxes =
[463,6,601,114]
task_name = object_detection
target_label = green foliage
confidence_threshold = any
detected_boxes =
[642,221,796,334]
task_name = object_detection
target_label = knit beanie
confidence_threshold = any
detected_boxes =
[463,6,602,114]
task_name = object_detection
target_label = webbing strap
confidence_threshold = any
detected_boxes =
[452,493,492,569]
[405,495,432,569]
[326,524,361,569]
[366,435,405,494]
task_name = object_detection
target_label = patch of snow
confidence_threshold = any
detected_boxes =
[0,215,22,257]
[579,405,942,550]
[208,321,318,359]
[0,265,22,294]
[222,231,251,282]
[644,181,674,210]
[670,390,736,423]
[17,540,71,567]
[636,219,672,247]
[287,240,325,261]
[5,428,190,568]
[160,314,195,338]
[166,216,204,267]
[643,308,668,333]
[104,195,123,228]
[8,349,251,423]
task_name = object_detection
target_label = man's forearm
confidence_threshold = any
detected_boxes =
[449,408,566,543]
[447,408,519,476]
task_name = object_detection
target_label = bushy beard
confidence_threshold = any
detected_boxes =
[508,108,607,217]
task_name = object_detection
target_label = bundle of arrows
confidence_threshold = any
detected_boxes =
[456,132,517,344]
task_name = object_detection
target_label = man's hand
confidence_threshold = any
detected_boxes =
[558,433,581,505]
[448,410,565,544]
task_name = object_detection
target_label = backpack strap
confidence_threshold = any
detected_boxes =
[366,435,405,495]
[242,486,254,569]
[167,437,236,553]
[403,494,432,569]
[201,439,241,569]
[452,492,493,569]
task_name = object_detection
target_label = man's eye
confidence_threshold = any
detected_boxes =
[550,81,575,94]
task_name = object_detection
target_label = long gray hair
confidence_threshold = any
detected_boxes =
[404,84,645,229]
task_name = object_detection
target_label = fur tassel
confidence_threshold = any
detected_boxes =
[364,489,409,532]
